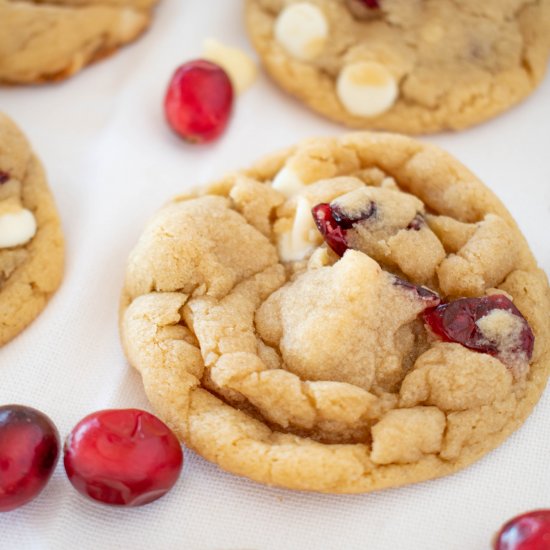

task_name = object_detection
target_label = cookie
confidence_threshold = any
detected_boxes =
[245,0,550,133]
[0,0,158,84]
[0,113,64,346]
[121,133,550,493]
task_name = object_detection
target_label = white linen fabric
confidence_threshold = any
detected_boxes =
[1,1,550,549]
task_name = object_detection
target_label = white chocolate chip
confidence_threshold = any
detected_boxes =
[203,38,258,94]
[278,196,318,261]
[0,208,37,248]
[271,166,307,198]
[336,61,398,117]
[274,2,329,61]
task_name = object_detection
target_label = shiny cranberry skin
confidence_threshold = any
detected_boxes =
[359,0,380,7]
[312,203,349,256]
[164,59,234,144]
[64,409,183,507]
[312,200,378,256]
[0,171,9,184]
[494,510,550,549]
[424,294,534,360]
[0,405,60,512]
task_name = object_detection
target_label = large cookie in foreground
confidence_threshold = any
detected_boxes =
[0,113,64,346]
[245,0,550,133]
[121,133,550,493]
[0,0,158,84]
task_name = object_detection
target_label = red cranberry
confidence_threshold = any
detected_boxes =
[312,203,349,256]
[392,276,441,307]
[0,405,60,512]
[494,510,550,550]
[312,200,377,256]
[424,294,534,362]
[164,59,234,144]
[406,214,424,231]
[331,200,377,229]
[359,0,380,7]
[0,171,9,184]
[64,409,183,507]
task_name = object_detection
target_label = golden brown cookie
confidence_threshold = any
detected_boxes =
[0,0,158,84]
[245,0,550,133]
[0,113,64,346]
[120,133,550,493]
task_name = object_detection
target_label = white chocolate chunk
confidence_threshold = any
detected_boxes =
[274,3,328,61]
[336,61,398,117]
[278,196,318,261]
[203,38,257,94]
[271,166,307,198]
[0,208,37,248]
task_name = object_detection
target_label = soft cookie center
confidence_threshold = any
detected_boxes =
[256,251,435,391]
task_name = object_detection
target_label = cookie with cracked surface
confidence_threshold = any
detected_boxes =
[0,0,158,84]
[120,133,550,493]
[0,113,64,346]
[245,0,550,133]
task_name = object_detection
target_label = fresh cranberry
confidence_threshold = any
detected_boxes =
[164,59,234,144]
[392,277,441,307]
[359,0,380,7]
[0,171,9,184]
[64,409,183,507]
[0,405,60,512]
[494,510,550,549]
[312,203,349,256]
[424,294,534,362]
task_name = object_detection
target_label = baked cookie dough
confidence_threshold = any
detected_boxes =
[0,113,64,346]
[245,0,550,133]
[121,133,550,493]
[0,0,158,84]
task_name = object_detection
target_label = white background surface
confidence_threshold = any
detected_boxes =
[1,1,550,549]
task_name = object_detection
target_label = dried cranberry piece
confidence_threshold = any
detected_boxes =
[312,200,377,256]
[0,171,9,184]
[311,203,349,256]
[331,201,377,229]
[359,0,380,7]
[64,409,183,507]
[494,510,550,550]
[0,405,60,512]
[424,294,534,362]
[406,214,424,231]
[164,59,234,144]
[392,277,441,307]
